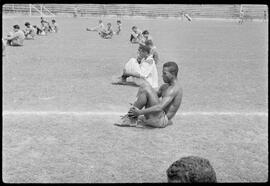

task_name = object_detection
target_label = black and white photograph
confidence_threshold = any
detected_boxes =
[2,3,268,183]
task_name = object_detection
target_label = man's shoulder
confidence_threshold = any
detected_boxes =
[166,83,182,96]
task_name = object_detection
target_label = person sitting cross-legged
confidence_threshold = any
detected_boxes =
[114,61,183,128]
[99,23,114,39]
[86,19,104,33]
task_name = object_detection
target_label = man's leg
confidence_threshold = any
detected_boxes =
[133,85,159,110]
[114,83,159,127]
[133,84,171,128]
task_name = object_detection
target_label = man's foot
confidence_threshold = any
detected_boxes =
[114,114,140,127]
[111,76,126,84]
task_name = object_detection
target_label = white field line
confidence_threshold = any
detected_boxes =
[2,111,268,117]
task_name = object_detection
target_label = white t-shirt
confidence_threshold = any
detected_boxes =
[140,56,158,89]
[125,56,158,89]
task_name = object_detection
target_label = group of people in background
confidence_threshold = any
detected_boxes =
[113,25,160,89]
[86,19,121,39]
[2,17,58,55]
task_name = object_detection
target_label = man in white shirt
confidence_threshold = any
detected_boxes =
[112,45,158,89]
[4,25,25,46]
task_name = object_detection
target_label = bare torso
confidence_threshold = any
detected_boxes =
[142,80,182,121]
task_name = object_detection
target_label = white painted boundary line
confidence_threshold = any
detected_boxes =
[2,111,268,117]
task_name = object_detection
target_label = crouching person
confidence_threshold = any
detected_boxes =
[4,25,25,46]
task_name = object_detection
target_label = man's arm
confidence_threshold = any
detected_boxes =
[123,71,142,79]
[157,84,169,97]
[124,60,153,79]
[129,87,176,116]
[5,33,18,40]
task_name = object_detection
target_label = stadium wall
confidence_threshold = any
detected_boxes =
[2,4,268,20]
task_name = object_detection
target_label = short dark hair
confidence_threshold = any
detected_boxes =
[25,22,30,26]
[138,45,151,54]
[52,19,56,22]
[117,20,121,23]
[142,30,149,35]
[132,26,137,30]
[13,25,20,29]
[163,62,179,77]
[167,156,217,183]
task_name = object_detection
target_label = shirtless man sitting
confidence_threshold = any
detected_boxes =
[115,61,183,128]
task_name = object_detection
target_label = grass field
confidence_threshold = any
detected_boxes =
[2,16,268,183]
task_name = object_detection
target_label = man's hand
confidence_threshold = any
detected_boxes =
[128,107,141,117]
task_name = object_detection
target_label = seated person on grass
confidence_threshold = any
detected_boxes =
[51,19,58,33]
[144,40,159,64]
[24,22,36,39]
[114,61,183,128]
[4,25,25,46]
[113,45,158,90]
[40,17,53,32]
[115,20,122,35]
[130,26,143,44]
[86,19,105,33]
[33,25,44,35]
[100,23,114,39]
[140,30,153,45]
[41,20,50,35]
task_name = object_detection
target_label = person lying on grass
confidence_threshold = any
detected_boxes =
[114,61,183,128]
[24,22,36,39]
[99,23,114,39]
[4,25,25,46]
[86,19,105,33]
[112,44,158,90]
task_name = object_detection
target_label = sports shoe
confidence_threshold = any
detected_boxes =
[114,114,138,127]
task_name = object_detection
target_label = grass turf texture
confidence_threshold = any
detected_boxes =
[2,17,268,183]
